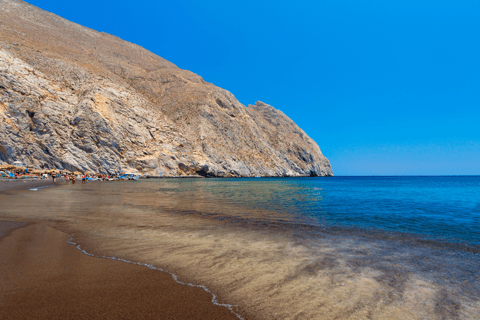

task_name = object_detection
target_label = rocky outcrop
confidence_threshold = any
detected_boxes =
[0,0,333,177]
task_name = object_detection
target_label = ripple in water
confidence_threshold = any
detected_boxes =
[0,176,478,319]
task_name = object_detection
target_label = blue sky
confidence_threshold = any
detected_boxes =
[26,0,480,175]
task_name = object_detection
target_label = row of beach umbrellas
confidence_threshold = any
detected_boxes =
[0,164,85,175]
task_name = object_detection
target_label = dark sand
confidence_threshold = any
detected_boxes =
[0,221,239,320]
[0,179,56,194]
[0,181,240,320]
[0,220,29,239]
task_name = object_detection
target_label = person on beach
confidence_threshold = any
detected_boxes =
[82,175,86,184]
[72,175,75,184]
[51,174,56,182]
[65,175,69,183]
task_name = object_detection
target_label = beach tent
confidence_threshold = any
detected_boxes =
[13,161,25,167]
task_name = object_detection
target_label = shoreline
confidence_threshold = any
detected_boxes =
[0,179,57,194]
[0,181,243,320]
[0,220,241,320]
[65,231,243,318]
[2,178,477,319]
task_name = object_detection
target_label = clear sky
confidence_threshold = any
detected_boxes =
[25,0,480,175]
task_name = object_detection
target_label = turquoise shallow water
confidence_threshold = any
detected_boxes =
[147,176,480,315]
[156,176,480,247]
[1,176,479,318]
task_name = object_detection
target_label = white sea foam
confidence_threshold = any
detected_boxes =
[29,185,52,191]
[66,235,244,320]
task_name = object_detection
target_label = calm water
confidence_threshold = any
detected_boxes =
[1,176,479,319]
[153,176,480,246]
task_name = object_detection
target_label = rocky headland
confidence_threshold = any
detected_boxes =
[0,0,332,177]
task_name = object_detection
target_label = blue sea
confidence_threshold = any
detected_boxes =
[159,176,480,247]
[2,176,479,318]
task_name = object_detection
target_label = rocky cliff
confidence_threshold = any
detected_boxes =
[0,0,333,177]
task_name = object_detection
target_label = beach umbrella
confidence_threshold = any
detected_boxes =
[12,167,26,173]
[73,171,83,175]
[0,164,17,170]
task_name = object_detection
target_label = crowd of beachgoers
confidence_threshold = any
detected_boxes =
[0,164,140,182]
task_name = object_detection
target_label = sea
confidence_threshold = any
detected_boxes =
[1,176,479,319]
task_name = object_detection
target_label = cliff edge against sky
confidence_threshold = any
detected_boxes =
[0,0,333,177]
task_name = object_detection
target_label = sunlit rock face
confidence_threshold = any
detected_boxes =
[0,0,332,177]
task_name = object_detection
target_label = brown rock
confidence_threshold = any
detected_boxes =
[0,0,333,177]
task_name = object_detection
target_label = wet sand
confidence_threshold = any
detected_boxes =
[0,179,240,320]
[0,179,55,194]
[0,220,30,239]
[1,179,478,319]
[0,220,238,320]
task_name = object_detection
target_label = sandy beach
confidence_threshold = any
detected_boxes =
[1,178,478,319]
[0,181,239,320]
[0,179,56,194]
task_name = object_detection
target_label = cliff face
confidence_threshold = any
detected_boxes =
[0,0,333,177]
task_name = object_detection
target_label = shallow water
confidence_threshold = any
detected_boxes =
[1,177,479,319]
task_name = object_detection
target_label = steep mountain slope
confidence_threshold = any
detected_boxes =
[0,0,333,177]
